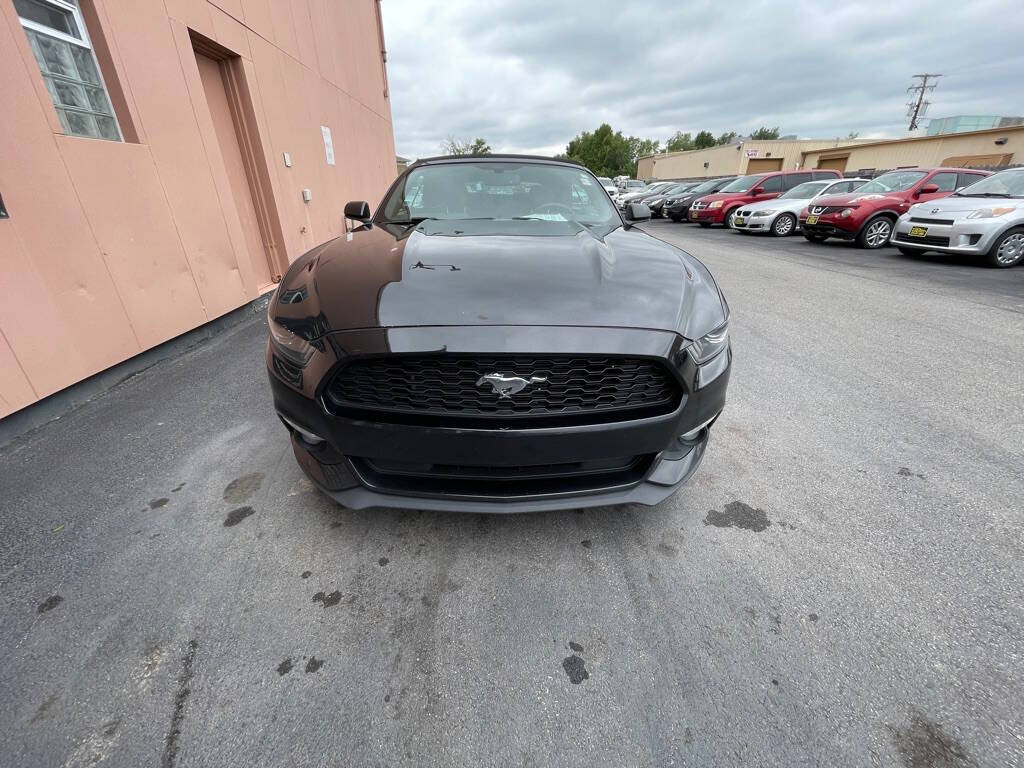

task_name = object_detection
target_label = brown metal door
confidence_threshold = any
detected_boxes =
[196,53,273,288]
[746,158,783,173]
[816,156,849,172]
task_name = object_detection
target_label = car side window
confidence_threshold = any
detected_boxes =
[930,172,958,192]
[760,176,783,193]
[833,181,854,193]
[957,173,986,189]
[782,172,811,190]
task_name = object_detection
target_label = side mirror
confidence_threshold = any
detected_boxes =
[750,187,765,196]
[344,200,371,221]
[625,203,652,222]
[917,183,940,195]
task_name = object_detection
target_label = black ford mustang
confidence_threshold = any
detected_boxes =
[266,155,731,512]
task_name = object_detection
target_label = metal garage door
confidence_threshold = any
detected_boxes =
[816,156,849,172]
[746,158,783,173]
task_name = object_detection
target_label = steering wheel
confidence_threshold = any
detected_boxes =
[531,202,576,218]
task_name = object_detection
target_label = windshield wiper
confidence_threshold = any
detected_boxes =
[953,191,1014,198]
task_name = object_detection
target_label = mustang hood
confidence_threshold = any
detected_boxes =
[273,219,724,339]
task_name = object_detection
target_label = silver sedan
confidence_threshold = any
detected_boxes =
[733,178,868,236]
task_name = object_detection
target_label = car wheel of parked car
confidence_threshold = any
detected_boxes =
[986,227,1024,268]
[724,209,740,229]
[897,246,924,257]
[803,232,827,243]
[772,214,796,237]
[857,216,894,249]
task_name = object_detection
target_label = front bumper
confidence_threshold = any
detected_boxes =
[799,214,858,239]
[690,206,725,224]
[268,326,730,512]
[890,216,1006,254]
[732,212,774,232]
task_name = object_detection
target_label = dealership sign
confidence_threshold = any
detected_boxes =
[745,149,759,158]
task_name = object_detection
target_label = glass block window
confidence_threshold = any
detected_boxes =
[15,0,122,141]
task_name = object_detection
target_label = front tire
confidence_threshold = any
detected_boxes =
[772,213,796,237]
[724,208,740,229]
[668,214,681,222]
[857,216,894,249]
[986,226,1024,268]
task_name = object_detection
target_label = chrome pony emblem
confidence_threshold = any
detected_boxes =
[475,372,548,398]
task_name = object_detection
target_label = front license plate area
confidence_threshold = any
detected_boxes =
[909,226,928,238]
[806,215,819,225]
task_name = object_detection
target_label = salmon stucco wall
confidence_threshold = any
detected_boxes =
[0,0,396,419]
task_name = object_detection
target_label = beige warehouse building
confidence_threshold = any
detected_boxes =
[799,125,1024,173]
[637,139,867,180]
[0,0,396,420]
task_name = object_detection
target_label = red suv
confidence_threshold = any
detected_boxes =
[799,167,992,248]
[689,169,841,228]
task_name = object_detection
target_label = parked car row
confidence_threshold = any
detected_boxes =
[651,165,1023,268]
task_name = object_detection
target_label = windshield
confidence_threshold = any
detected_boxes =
[856,170,928,194]
[626,180,645,188]
[597,177,613,186]
[718,174,763,193]
[378,161,621,227]
[663,183,692,196]
[955,171,1024,198]
[780,181,830,199]
[688,178,725,194]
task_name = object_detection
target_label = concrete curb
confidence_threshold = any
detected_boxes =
[0,293,272,449]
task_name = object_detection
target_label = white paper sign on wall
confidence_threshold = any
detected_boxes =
[321,126,335,166]
[745,148,759,158]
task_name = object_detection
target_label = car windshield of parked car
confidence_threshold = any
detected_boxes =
[717,174,762,193]
[626,180,645,188]
[597,177,613,186]
[664,183,691,196]
[688,179,724,195]
[379,162,621,228]
[954,171,1024,198]
[780,181,831,199]
[855,171,928,194]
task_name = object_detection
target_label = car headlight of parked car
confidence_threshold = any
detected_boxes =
[268,314,315,366]
[752,210,775,217]
[709,201,724,209]
[839,208,856,218]
[966,206,1017,219]
[688,322,729,364]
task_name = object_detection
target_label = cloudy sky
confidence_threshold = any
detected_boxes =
[380,0,1024,160]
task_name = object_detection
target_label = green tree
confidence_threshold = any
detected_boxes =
[629,137,661,160]
[564,123,634,177]
[716,131,738,145]
[693,130,716,149]
[750,126,781,140]
[665,131,693,152]
[441,135,491,155]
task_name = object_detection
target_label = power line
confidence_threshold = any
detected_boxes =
[906,74,942,131]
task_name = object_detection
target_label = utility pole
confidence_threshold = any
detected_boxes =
[906,74,941,131]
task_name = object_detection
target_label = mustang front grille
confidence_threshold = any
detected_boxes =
[325,354,682,425]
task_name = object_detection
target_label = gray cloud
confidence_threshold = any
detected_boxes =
[381,0,1024,159]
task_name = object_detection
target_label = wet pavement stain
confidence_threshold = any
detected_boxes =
[223,506,255,527]
[890,710,976,768]
[223,472,264,504]
[37,595,63,614]
[305,657,323,673]
[300,571,312,579]
[569,641,584,653]
[171,483,186,493]
[704,501,772,532]
[808,613,820,622]
[162,639,198,768]
[580,539,593,549]
[562,654,589,684]
[656,542,678,557]
[312,591,342,608]
[276,658,294,676]
[30,693,59,723]
[378,557,389,567]
[149,498,169,509]
[898,467,926,480]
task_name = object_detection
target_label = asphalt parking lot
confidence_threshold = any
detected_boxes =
[2,222,1022,767]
